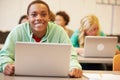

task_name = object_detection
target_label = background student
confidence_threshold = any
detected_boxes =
[0,0,82,78]
[55,11,74,38]
[18,14,28,24]
[71,14,106,70]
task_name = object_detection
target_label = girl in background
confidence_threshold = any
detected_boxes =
[71,14,106,70]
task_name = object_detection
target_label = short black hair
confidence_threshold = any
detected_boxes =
[56,11,70,25]
[27,0,50,15]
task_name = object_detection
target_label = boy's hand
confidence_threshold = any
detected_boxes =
[3,64,14,76]
[69,68,82,78]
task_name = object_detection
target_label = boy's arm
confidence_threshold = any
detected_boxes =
[0,31,16,72]
[59,29,82,71]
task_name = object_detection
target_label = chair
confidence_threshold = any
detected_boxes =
[113,54,120,71]
[0,31,10,44]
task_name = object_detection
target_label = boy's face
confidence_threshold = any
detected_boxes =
[28,3,49,32]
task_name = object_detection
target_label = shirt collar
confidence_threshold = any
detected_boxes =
[29,22,50,43]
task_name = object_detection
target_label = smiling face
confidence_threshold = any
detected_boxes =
[28,3,49,33]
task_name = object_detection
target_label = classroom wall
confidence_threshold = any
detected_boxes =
[0,0,120,35]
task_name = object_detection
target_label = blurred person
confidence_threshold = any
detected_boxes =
[18,15,28,24]
[55,11,74,38]
[71,14,106,70]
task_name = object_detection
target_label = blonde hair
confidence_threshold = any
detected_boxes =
[78,15,101,48]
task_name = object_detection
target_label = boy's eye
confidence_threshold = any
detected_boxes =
[31,13,37,17]
[41,13,47,17]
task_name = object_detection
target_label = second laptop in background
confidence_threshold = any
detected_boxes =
[81,36,118,58]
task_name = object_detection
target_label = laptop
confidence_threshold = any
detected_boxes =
[15,42,71,77]
[80,36,118,58]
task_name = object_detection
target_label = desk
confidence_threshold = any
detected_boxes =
[83,70,120,80]
[0,73,87,80]
[0,71,120,80]
[78,55,113,63]
[83,70,120,74]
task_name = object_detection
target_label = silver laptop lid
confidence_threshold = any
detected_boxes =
[15,42,71,77]
[83,36,118,58]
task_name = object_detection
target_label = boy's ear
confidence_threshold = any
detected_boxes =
[48,16,50,21]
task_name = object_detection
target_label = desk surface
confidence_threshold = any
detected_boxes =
[0,71,120,80]
[78,55,113,63]
[0,73,87,80]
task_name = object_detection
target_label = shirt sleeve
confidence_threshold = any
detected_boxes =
[100,31,106,36]
[0,29,17,72]
[59,28,82,71]
[70,30,79,47]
